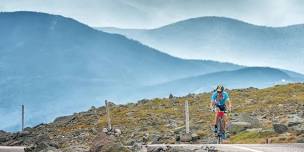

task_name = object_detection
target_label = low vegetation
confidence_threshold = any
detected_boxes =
[1,83,303,151]
[97,83,304,144]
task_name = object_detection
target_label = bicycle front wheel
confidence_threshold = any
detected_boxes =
[217,118,225,144]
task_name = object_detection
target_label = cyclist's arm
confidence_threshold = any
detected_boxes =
[210,101,215,109]
[210,92,216,109]
[225,93,232,111]
[227,99,232,111]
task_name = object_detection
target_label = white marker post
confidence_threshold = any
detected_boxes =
[185,100,190,133]
[105,100,112,130]
[21,105,24,131]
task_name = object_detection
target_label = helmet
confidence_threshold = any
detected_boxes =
[216,85,224,92]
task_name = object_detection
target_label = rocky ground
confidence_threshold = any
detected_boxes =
[0,83,303,152]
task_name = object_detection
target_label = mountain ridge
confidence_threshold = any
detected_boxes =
[1,11,303,131]
[99,16,304,74]
[0,11,243,131]
[135,67,302,98]
[101,16,304,31]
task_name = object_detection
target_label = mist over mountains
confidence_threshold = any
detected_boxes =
[0,12,303,131]
[0,12,241,130]
[100,16,304,74]
[141,67,304,98]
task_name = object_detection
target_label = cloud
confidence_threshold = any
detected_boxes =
[0,0,304,28]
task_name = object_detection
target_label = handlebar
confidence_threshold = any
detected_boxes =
[209,107,216,112]
[210,107,232,113]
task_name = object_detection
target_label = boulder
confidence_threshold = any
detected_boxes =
[0,130,12,143]
[114,128,122,136]
[231,122,252,134]
[89,131,130,152]
[273,124,288,134]
[191,133,200,141]
[180,133,192,142]
[19,131,31,137]
[288,122,301,127]
[287,114,303,127]
[102,128,108,133]
[240,113,260,128]
[151,135,161,144]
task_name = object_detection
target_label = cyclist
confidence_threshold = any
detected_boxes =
[210,85,232,134]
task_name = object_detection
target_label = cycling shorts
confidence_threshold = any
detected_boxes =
[216,104,226,112]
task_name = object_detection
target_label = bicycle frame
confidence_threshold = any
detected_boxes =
[216,111,225,144]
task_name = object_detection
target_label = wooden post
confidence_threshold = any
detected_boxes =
[266,138,272,144]
[22,105,24,131]
[105,100,112,130]
[185,100,190,133]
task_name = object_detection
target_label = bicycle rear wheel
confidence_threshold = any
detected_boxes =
[217,118,225,144]
[216,118,223,144]
[217,135,221,144]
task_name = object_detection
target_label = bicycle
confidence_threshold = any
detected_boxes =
[216,110,225,144]
[211,107,230,144]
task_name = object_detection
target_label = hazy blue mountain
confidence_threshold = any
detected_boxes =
[136,67,304,98]
[0,12,242,131]
[280,70,304,81]
[99,17,304,74]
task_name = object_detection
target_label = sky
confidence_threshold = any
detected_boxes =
[1,0,304,28]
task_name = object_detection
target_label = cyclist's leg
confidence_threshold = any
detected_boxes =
[211,102,217,126]
[224,112,230,130]
[213,112,217,126]
[213,106,220,132]
[223,114,227,131]
[223,104,230,130]
[219,105,226,131]
[212,104,217,125]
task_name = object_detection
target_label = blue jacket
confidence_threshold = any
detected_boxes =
[211,91,230,105]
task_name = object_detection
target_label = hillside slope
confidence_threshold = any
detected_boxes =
[0,83,303,151]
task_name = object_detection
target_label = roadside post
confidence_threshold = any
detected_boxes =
[185,100,190,133]
[22,105,24,131]
[180,100,192,143]
[105,100,112,130]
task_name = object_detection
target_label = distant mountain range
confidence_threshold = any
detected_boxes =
[0,12,303,131]
[127,67,304,99]
[99,17,304,74]
[0,12,240,130]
